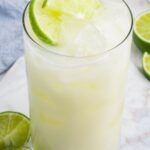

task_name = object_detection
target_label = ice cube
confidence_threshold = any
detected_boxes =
[74,24,107,56]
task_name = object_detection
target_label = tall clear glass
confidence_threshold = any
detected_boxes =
[23,1,133,150]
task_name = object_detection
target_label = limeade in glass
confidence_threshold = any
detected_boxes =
[23,0,133,150]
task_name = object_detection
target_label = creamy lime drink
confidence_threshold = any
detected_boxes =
[23,0,133,150]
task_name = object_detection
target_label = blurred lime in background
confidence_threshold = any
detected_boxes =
[133,10,150,53]
[143,52,150,80]
[133,10,150,80]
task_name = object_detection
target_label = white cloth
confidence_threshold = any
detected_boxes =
[0,57,29,116]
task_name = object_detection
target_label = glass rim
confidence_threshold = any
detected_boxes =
[22,0,133,59]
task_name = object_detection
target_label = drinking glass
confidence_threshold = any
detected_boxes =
[23,1,133,150]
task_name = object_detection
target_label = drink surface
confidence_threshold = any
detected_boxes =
[24,0,132,150]
[26,0,131,57]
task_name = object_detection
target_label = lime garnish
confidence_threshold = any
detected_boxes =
[133,10,150,53]
[29,0,59,45]
[29,0,101,45]
[143,52,150,80]
[0,112,30,149]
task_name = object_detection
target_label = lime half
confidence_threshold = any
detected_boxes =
[0,112,30,149]
[133,10,150,53]
[29,0,101,45]
[143,52,150,80]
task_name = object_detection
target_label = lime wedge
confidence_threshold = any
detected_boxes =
[143,52,150,80]
[133,10,150,53]
[29,0,101,45]
[0,112,30,149]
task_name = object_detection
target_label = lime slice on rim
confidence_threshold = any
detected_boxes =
[29,0,61,45]
[0,112,30,149]
[29,0,101,45]
[133,10,150,53]
[143,52,150,80]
